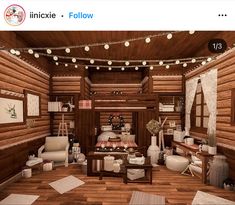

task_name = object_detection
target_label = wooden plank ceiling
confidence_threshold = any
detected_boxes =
[10,31,235,74]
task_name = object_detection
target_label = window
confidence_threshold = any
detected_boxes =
[191,83,209,131]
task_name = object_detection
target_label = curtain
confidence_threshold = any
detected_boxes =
[200,69,217,134]
[185,77,199,131]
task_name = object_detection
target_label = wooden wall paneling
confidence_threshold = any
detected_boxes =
[52,76,81,93]
[186,49,235,179]
[152,75,183,93]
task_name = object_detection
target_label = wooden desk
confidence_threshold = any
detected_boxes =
[124,157,152,184]
[171,141,213,184]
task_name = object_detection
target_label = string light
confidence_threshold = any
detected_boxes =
[53,56,58,61]
[10,49,15,54]
[55,62,59,66]
[166,65,170,69]
[150,66,154,70]
[167,33,173,39]
[46,49,52,54]
[75,65,78,68]
[90,59,95,64]
[159,61,164,65]
[135,66,139,70]
[84,46,90,52]
[125,61,130,66]
[104,44,109,49]
[207,57,212,62]
[175,60,180,64]
[191,58,196,63]
[183,63,187,67]
[145,37,151,43]
[121,67,125,71]
[34,53,39,58]
[15,50,20,56]
[85,66,88,69]
[108,60,112,65]
[189,30,195,35]
[124,41,130,47]
[142,61,147,65]
[96,66,100,70]
[201,61,206,65]
[28,49,34,54]
[65,48,70,53]
[65,63,68,67]
[72,58,76,63]
[108,67,112,71]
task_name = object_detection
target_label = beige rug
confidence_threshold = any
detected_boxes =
[0,194,39,205]
[49,175,85,194]
[192,191,235,205]
[129,191,165,205]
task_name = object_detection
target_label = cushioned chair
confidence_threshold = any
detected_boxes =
[38,136,69,167]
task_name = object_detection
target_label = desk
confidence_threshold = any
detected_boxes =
[124,157,152,184]
[171,141,213,184]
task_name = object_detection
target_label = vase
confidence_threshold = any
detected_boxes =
[210,155,229,188]
[147,135,160,165]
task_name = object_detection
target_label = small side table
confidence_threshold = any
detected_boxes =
[124,156,153,184]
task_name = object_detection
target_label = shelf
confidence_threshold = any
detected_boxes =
[48,111,74,113]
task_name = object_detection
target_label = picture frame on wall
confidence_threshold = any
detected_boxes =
[0,94,25,126]
[24,90,41,118]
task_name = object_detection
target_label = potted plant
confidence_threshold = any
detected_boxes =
[208,130,217,155]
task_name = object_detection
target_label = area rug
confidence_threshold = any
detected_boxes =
[49,175,85,194]
[192,191,235,205]
[0,194,39,205]
[129,191,165,205]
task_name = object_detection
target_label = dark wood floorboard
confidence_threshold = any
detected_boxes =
[1,165,235,205]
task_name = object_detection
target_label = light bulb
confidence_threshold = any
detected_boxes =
[189,30,195,35]
[34,53,39,58]
[10,49,16,54]
[55,62,59,66]
[72,58,76,63]
[183,63,187,67]
[145,37,151,43]
[167,33,173,39]
[85,66,88,69]
[90,59,94,64]
[125,61,130,66]
[108,61,112,65]
[96,66,100,70]
[135,66,139,70]
[28,49,34,54]
[121,67,125,71]
[159,61,163,65]
[15,50,21,56]
[65,48,70,53]
[202,61,206,65]
[53,56,58,61]
[65,64,68,67]
[207,57,212,62]
[47,49,52,54]
[84,46,90,52]
[108,67,112,71]
[150,66,154,70]
[104,44,109,49]
[142,61,147,65]
[191,58,196,63]
[75,65,78,68]
[175,60,180,64]
[166,65,170,69]
[124,41,130,47]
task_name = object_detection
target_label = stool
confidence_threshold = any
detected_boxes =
[166,155,189,172]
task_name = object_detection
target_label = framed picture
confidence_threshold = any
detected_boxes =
[0,94,25,126]
[24,90,41,118]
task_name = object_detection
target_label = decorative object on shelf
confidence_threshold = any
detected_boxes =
[0,95,24,125]
[201,139,209,152]
[209,155,229,188]
[124,123,131,132]
[24,90,41,118]
[57,114,68,136]
[169,121,176,128]
[208,130,217,155]
[173,130,184,142]
[146,118,167,165]
[108,114,125,130]
[167,128,174,135]
[111,90,123,95]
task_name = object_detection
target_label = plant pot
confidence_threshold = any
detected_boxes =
[208,146,217,155]
[202,144,208,152]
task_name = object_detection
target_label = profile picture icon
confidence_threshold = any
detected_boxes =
[4,4,26,26]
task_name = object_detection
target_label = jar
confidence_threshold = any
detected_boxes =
[209,155,229,188]
[104,155,114,171]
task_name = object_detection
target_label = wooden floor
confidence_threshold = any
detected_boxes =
[1,165,235,205]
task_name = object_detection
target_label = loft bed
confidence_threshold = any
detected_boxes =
[91,94,159,151]
[87,94,159,176]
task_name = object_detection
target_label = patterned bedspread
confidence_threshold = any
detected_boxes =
[96,140,138,147]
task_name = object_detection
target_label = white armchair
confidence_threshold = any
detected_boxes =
[38,136,69,167]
